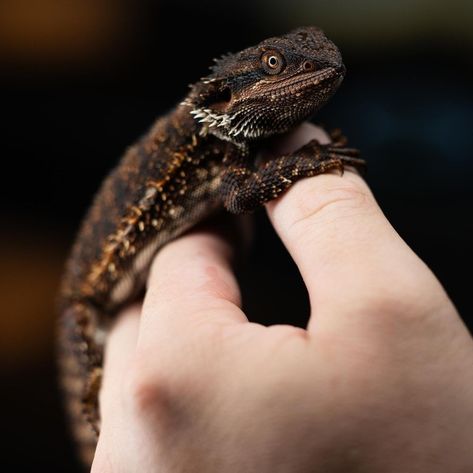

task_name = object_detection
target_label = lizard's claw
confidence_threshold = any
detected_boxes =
[329,128,348,147]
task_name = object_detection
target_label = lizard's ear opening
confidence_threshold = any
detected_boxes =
[202,86,232,111]
[185,78,232,114]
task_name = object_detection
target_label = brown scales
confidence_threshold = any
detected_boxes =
[57,26,365,467]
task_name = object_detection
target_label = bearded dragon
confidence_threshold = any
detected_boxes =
[57,26,365,466]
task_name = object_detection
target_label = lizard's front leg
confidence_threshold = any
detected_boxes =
[221,139,366,214]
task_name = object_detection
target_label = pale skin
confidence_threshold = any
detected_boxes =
[92,124,473,473]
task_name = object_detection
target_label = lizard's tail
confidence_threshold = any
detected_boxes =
[57,302,103,469]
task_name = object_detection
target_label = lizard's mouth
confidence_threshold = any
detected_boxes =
[265,67,341,96]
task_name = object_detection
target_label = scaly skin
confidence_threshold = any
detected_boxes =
[57,26,365,466]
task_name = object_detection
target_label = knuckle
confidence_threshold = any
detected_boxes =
[366,289,422,319]
[287,175,374,232]
[122,356,173,418]
[121,353,211,436]
[355,270,446,323]
[198,263,241,307]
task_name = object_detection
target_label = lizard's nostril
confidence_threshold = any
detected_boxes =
[303,61,316,72]
[337,64,346,76]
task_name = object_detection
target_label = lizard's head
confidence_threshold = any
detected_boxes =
[185,26,345,144]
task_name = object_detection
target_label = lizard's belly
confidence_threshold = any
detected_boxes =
[105,197,223,311]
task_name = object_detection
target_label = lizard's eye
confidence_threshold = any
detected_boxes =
[261,51,285,75]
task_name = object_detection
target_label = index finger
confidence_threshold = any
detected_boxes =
[266,124,443,334]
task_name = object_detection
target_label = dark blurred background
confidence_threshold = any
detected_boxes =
[1,0,472,470]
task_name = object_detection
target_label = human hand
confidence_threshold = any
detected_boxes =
[92,124,473,473]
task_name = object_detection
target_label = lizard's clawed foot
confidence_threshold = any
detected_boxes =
[299,138,366,175]
[220,133,366,214]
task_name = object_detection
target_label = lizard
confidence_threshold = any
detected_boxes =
[57,26,365,467]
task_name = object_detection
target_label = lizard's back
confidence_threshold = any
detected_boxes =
[58,108,226,464]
